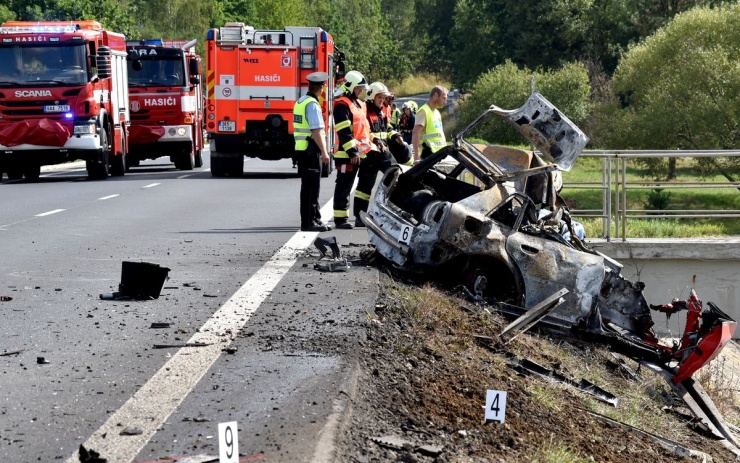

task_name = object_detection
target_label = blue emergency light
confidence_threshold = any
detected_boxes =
[64,112,73,119]
[143,39,164,46]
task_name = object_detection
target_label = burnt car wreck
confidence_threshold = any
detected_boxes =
[361,92,738,447]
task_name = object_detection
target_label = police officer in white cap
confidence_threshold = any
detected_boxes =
[293,71,332,232]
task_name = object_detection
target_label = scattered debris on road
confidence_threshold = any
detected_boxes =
[149,322,172,329]
[506,356,619,406]
[0,349,23,357]
[100,261,171,300]
[78,444,106,463]
[152,342,210,349]
[313,236,350,272]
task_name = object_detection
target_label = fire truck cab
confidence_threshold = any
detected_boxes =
[126,39,204,170]
[205,23,342,177]
[0,21,129,180]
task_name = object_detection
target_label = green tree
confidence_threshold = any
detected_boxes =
[609,3,740,181]
[449,0,504,90]
[412,0,457,75]
[307,0,401,83]
[457,60,591,146]
[133,0,218,49]
[0,4,16,23]
[54,0,138,36]
[218,0,304,29]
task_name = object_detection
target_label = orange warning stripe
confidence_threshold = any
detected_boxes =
[206,70,215,100]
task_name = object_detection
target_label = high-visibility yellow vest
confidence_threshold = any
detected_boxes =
[390,107,401,127]
[417,103,446,153]
[293,94,319,151]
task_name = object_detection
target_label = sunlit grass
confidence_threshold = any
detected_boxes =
[388,72,452,97]
[529,436,594,463]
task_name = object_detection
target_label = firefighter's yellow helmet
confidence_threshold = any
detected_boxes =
[341,70,367,94]
[366,81,389,101]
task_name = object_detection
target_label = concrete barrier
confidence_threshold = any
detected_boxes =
[589,238,740,339]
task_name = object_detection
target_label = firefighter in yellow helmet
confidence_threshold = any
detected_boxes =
[351,81,398,227]
[412,86,448,163]
[332,70,371,229]
[293,72,332,232]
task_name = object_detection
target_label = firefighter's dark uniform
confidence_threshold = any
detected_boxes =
[353,102,396,226]
[332,92,372,228]
[293,72,331,232]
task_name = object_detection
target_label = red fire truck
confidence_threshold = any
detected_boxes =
[205,23,343,177]
[0,20,129,180]
[126,39,204,170]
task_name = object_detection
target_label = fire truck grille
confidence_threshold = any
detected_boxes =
[0,99,71,117]
[130,112,152,121]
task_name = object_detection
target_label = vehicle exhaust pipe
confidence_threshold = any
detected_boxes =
[181,39,197,51]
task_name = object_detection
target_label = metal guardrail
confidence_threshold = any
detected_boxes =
[562,150,740,242]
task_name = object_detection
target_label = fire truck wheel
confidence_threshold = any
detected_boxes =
[6,163,23,180]
[111,135,127,176]
[210,157,226,177]
[87,129,110,180]
[194,150,203,168]
[227,157,243,177]
[22,162,41,181]
[176,151,195,171]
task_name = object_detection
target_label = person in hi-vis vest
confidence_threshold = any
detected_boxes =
[293,72,332,232]
[412,86,448,163]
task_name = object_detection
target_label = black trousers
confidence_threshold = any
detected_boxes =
[353,150,396,219]
[333,161,358,222]
[297,146,322,227]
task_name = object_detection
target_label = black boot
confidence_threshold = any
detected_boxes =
[334,219,354,229]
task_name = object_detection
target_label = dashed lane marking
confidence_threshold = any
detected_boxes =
[34,209,65,217]
[98,194,119,200]
[176,174,193,179]
[142,183,160,189]
[66,201,334,463]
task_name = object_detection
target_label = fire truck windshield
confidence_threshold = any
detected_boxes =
[0,43,88,86]
[128,56,186,87]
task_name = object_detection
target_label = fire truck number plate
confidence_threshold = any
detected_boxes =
[218,121,236,132]
[44,105,71,113]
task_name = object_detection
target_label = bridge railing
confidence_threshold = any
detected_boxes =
[560,150,740,241]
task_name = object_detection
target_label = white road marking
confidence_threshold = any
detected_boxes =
[40,168,88,178]
[67,201,334,463]
[35,209,65,217]
[176,174,193,179]
[142,183,160,188]
[98,194,119,200]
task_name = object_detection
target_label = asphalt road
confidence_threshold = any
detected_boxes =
[0,151,375,462]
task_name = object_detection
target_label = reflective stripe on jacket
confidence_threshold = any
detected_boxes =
[334,95,371,159]
[417,103,446,153]
[366,103,388,142]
